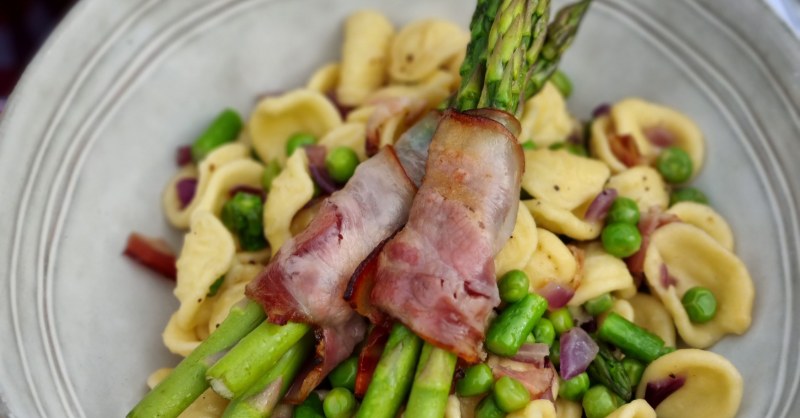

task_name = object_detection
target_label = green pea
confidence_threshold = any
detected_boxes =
[221,192,267,251]
[262,159,282,192]
[498,270,530,303]
[550,70,573,98]
[547,308,574,336]
[606,197,640,225]
[656,147,693,184]
[533,318,556,346]
[670,187,709,206]
[325,146,360,184]
[550,340,561,367]
[322,387,356,418]
[475,395,506,418]
[456,363,495,397]
[582,385,623,418]
[191,109,243,162]
[601,223,642,258]
[622,358,645,389]
[294,392,325,418]
[584,293,614,316]
[493,376,530,413]
[328,356,357,391]
[682,286,718,323]
[559,372,590,401]
[286,132,317,157]
[521,140,537,150]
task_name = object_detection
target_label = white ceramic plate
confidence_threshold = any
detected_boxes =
[1,0,799,416]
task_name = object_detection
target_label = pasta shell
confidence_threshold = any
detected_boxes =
[178,388,229,418]
[264,148,315,254]
[147,368,172,389]
[635,349,743,418]
[606,166,669,214]
[569,243,636,306]
[555,398,582,418]
[306,62,340,93]
[445,395,461,418]
[207,262,262,334]
[525,228,578,291]
[666,202,734,251]
[337,11,394,106]
[318,122,368,161]
[627,293,676,347]
[249,89,342,165]
[389,19,469,83]
[163,312,201,356]
[194,159,264,219]
[643,223,754,348]
[518,83,577,147]
[507,400,557,418]
[600,299,635,323]
[369,70,456,109]
[606,400,656,418]
[495,202,539,277]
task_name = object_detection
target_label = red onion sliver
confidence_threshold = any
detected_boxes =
[584,188,618,222]
[176,145,193,166]
[305,145,341,195]
[538,282,575,310]
[644,374,686,408]
[592,103,611,118]
[644,126,676,148]
[229,184,266,201]
[176,178,198,209]
[559,327,599,380]
[511,343,551,364]
[659,264,678,288]
[326,91,354,119]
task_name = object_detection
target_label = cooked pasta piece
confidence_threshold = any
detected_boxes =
[627,293,676,347]
[177,389,229,418]
[369,70,457,109]
[445,395,461,418]
[389,19,469,83]
[495,202,538,278]
[518,83,577,147]
[318,123,368,161]
[206,262,262,334]
[666,202,734,251]
[606,166,669,214]
[263,148,315,254]
[569,242,636,306]
[606,400,656,418]
[506,400,557,418]
[337,11,394,106]
[163,312,202,356]
[306,62,340,93]
[524,228,579,291]
[147,368,172,389]
[193,159,264,219]
[555,398,582,418]
[600,298,635,323]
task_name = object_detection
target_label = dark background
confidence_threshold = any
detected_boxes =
[0,0,76,112]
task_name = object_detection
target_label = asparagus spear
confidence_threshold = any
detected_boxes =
[456,0,503,111]
[127,301,266,418]
[404,343,458,418]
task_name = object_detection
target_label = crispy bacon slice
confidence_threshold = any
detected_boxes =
[123,233,177,279]
[488,355,558,400]
[371,109,524,362]
[354,322,392,397]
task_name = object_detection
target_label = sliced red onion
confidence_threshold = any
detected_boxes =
[305,145,341,195]
[584,188,618,222]
[538,282,575,310]
[176,178,198,209]
[325,91,354,119]
[644,126,676,148]
[176,145,193,166]
[644,374,686,408]
[592,103,611,118]
[229,184,266,201]
[660,264,678,288]
[511,343,551,364]
[559,327,599,380]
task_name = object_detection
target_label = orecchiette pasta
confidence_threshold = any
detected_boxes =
[643,223,754,348]
[666,201,734,251]
[507,400,557,418]
[318,122,368,161]
[569,243,636,306]
[601,298,635,323]
[524,228,579,291]
[306,62,340,93]
[627,293,676,346]
[495,202,538,278]
[163,312,202,356]
[389,19,468,83]
[178,389,229,418]
[606,400,656,418]
[193,159,264,219]
[206,262,262,334]
[263,148,315,254]
[368,70,456,110]
[605,166,669,214]
[445,394,461,418]
[636,349,743,418]
[337,11,394,106]
[554,398,582,418]
[147,368,172,389]
[518,83,576,147]
[248,89,342,165]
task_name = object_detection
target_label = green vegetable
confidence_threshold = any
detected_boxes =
[405,344,458,418]
[558,372,590,401]
[606,197,640,225]
[325,146,360,184]
[583,293,614,316]
[656,147,693,184]
[456,363,495,397]
[549,141,588,157]
[670,187,709,206]
[521,140,537,150]
[294,392,325,418]
[323,388,357,418]
[498,269,530,303]
[207,276,225,297]
[597,313,666,363]
[286,133,316,157]
[532,318,556,346]
[622,358,645,389]
[682,286,718,323]
[601,223,642,258]
[328,356,358,391]
[586,344,631,401]
[486,293,548,356]
[261,159,282,192]
[221,192,267,251]
[550,339,561,367]
[475,395,506,418]
[547,307,574,335]
[493,376,530,413]
[582,385,623,418]
[550,70,573,97]
[191,109,243,162]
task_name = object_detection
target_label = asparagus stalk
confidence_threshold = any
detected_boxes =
[586,343,632,401]
[597,312,665,363]
[127,301,266,418]
[206,321,311,399]
[354,323,423,418]
[456,0,503,111]
[403,343,458,418]
[221,335,314,418]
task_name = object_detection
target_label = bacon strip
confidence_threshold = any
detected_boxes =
[371,109,524,362]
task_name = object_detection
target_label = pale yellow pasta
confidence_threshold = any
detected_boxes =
[507,400,557,418]
[569,243,636,306]
[163,143,249,229]
[318,123,368,161]
[588,115,626,173]
[173,211,236,330]
[163,312,201,356]
[445,395,461,418]
[194,159,264,220]
[235,248,271,266]
[495,203,538,277]
[643,223,754,348]
[524,198,603,241]
[147,368,172,389]
[249,89,342,165]
[369,70,456,109]
[346,105,376,124]
[601,299,635,323]
[518,83,576,147]
[555,398,582,418]
[178,388,229,418]
[306,62,340,93]
[627,293,676,346]
[263,149,315,254]
[606,166,669,214]
[606,400,656,418]
[337,11,394,106]
[524,228,578,291]
[206,262,262,334]
[389,19,468,83]
[636,349,743,418]
[666,202,734,251]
